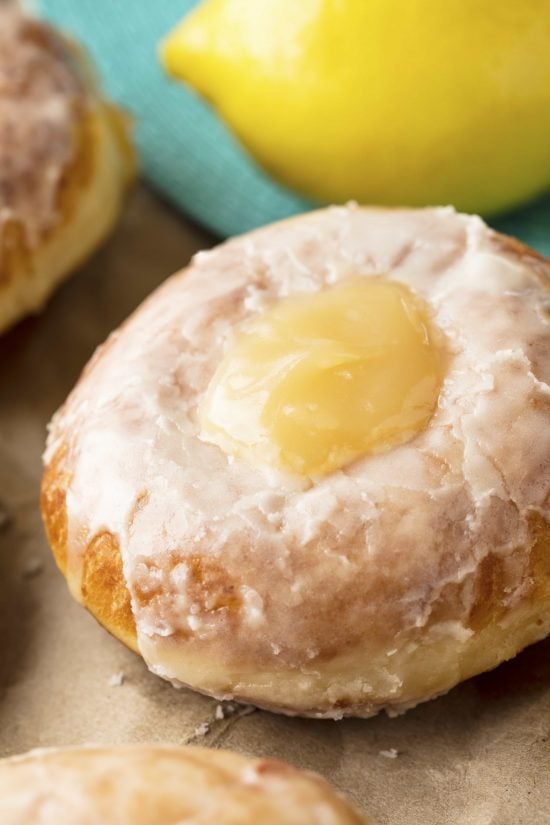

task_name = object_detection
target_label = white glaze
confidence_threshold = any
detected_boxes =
[45,206,550,714]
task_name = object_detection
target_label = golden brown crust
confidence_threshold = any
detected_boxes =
[81,531,137,652]
[0,745,368,825]
[40,444,70,576]
[528,507,550,602]
[0,8,134,333]
[41,445,138,652]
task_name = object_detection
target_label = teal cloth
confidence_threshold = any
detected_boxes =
[41,0,550,254]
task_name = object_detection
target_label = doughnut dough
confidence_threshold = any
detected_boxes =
[0,7,134,335]
[0,745,366,824]
[41,205,550,718]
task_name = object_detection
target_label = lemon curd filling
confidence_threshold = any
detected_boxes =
[200,279,443,477]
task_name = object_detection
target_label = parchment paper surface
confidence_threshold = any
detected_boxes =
[0,186,548,825]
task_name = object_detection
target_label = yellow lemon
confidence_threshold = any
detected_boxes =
[162,0,550,215]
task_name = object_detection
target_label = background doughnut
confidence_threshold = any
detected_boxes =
[0,744,367,824]
[0,7,134,335]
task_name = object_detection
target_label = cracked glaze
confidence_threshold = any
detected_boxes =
[44,206,550,716]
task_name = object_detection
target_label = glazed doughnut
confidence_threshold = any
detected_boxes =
[0,7,134,335]
[0,745,366,824]
[41,205,550,718]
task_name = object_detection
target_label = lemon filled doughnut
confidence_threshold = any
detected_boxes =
[41,206,550,718]
[0,745,367,824]
[0,7,134,335]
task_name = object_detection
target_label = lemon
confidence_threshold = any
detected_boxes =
[162,0,550,215]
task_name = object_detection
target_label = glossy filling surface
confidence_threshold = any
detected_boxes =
[200,278,443,476]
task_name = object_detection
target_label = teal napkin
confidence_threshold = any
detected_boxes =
[41,0,549,254]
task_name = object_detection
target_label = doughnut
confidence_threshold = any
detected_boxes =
[0,7,134,335]
[41,205,550,718]
[0,745,366,824]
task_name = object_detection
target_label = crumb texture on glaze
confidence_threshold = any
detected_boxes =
[0,7,134,333]
[42,206,550,717]
[0,745,367,825]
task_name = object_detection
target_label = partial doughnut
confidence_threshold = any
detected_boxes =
[0,7,134,334]
[0,745,367,824]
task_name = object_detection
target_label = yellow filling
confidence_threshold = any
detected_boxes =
[200,279,443,477]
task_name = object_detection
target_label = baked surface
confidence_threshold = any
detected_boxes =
[0,7,134,334]
[0,745,366,824]
[41,206,550,717]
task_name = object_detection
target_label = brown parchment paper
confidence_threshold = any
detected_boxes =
[0,185,548,825]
